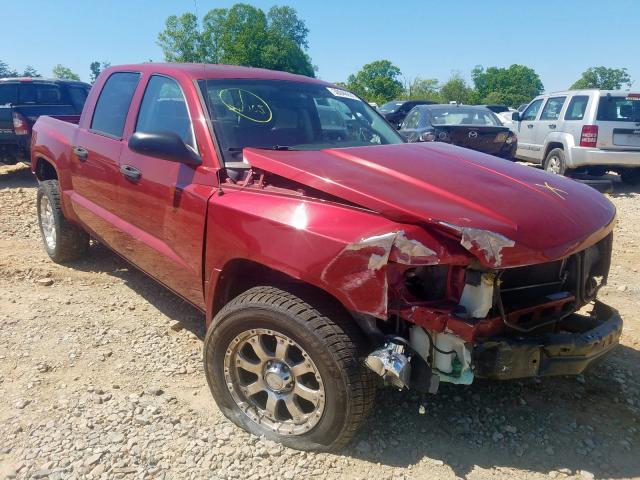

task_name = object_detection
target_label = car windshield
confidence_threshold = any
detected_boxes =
[198,79,403,164]
[428,107,500,126]
[379,101,404,113]
[597,95,640,122]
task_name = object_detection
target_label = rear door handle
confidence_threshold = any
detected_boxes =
[73,146,88,161]
[527,124,534,129]
[120,164,141,182]
[549,124,557,129]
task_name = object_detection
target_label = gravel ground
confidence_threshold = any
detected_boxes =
[0,163,638,480]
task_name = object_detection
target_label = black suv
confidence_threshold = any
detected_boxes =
[379,100,435,129]
[0,78,91,164]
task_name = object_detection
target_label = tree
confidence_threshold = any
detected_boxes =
[346,60,404,104]
[404,77,441,102]
[571,67,632,90]
[0,60,18,78]
[472,64,543,107]
[157,4,314,77]
[22,65,41,77]
[158,12,207,63]
[89,61,111,83]
[439,73,475,104]
[52,64,80,81]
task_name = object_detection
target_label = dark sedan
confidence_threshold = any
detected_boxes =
[379,99,435,129]
[399,104,517,160]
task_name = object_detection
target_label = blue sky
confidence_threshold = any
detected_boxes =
[4,0,639,92]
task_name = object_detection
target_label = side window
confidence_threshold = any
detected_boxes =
[540,96,567,121]
[136,75,194,148]
[68,86,90,113]
[18,84,65,105]
[564,96,589,121]
[521,99,543,121]
[0,84,18,105]
[91,72,140,138]
[402,110,421,129]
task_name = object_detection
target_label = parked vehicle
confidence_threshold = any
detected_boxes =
[512,90,640,183]
[478,104,510,114]
[517,103,529,112]
[379,99,436,128]
[31,64,621,451]
[0,77,91,164]
[399,104,517,159]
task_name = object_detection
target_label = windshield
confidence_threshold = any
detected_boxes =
[198,80,403,164]
[597,95,640,122]
[428,107,500,126]
[379,101,404,113]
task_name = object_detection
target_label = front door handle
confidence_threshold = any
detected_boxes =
[548,124,557,129]
[527,124,534,129]
[120,164,141,182]
[73,146,88,161]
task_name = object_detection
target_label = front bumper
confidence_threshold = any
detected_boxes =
[569,146,640,168]
[473,301,622,380]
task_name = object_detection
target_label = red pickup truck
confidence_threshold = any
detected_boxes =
[31,63,622,451]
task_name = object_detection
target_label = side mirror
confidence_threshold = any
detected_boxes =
[128,131,202,166]
[511,111,521,122]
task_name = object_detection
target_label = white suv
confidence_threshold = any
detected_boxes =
[512,90,640,184]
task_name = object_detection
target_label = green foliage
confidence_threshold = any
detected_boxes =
[22,65,41,78]
[570,67,632,90]
[52,64,80,81]
[439,73,475,104]
[346,60,404,104]
[404,77,442,102]
[157,3,314,77]
[472,64,543,107]
[0,60,18,78]
[89,61,111,84]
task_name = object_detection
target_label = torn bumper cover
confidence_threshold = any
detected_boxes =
[473,301,622,380]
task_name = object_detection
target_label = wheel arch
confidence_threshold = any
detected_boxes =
[208,258,362,334]
[33,156,59,181]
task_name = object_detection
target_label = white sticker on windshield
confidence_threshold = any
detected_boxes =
[327,87,359,100]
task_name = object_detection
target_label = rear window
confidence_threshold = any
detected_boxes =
[564,96,589,121]
[91,72,140,138]
[597,95,640,122]
[0,83,18,105]
[67,86,90,112]
[18,83,65,105]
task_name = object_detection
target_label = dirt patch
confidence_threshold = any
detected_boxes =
[0,164,638,479]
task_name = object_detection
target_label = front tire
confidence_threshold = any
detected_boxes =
[203,286,376,451]
[544,148,568,175]
[37,180,89,263]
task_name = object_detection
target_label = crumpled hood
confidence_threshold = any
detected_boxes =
[243,142,616,267]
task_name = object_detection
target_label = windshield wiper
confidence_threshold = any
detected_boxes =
[254,145,298,151]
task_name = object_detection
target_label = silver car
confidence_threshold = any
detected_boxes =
[512,90,640,184]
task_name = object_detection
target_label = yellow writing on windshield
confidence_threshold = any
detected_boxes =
[219,88,273,123]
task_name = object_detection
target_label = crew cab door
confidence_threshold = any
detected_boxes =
[70,72,141,249]
[535,95,567,149]
[116,74,216,307]
[515,98,544,161]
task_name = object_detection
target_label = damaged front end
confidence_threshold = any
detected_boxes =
[360,228,621,393]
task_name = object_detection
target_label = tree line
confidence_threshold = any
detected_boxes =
[0,59,110,83]
[0,2,634,105]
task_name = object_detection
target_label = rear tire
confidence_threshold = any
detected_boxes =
[544,148,568,175]
[37,180,89,263]
[203,286,376,451]
[621,168,640,185]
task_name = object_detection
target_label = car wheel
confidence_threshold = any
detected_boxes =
[621,168,640,185]
[37,180,89,263]
[544,148,568,175]
[203,286,376,451]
